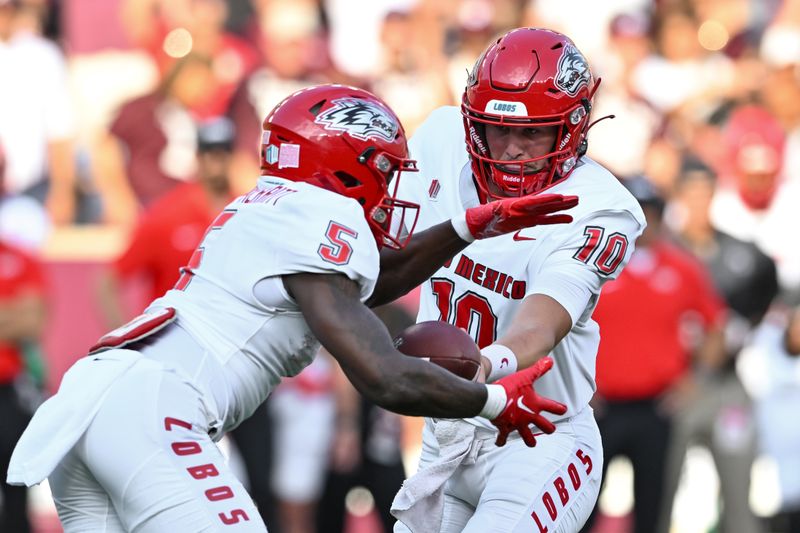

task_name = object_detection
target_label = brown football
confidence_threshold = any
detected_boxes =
[393,321,482,381]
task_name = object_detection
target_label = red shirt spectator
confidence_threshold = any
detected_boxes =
[113,181,217,302]
[583,175,729,533]
[593,236,727,401]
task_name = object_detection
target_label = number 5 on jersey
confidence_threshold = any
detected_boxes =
[318,221,357,265]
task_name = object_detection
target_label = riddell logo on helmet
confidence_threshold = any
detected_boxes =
[486,100,528,117]
[558,132,572,151]
[469,126,488,155]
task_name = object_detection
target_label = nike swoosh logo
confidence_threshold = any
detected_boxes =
[517,397,536,414]
[512,231,536,241]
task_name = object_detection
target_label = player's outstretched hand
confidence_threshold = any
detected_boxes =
[464,194,579,240]
[490,357,568,447]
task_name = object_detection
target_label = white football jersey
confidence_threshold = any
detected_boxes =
[150,175,379,431]
[396,106,646,427]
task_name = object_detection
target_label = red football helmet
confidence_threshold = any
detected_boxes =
[261,84,419,249]
[462,28,599,200]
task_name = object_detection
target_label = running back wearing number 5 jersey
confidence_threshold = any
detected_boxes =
[150,175,380,433]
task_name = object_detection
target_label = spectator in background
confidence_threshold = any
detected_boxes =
[632,3,735,118]
[739,305,800,533]
[95,116,238,325]
[759,60,800,185]
[658,158,774,533]
[0,142,50,252]
[443,0,498,105]
[94,116,278,527]
[642,132,687,197]
[0,103,50,533]
[120,0,260,117]
[587,12,661,178]
[316,303,411,533]
[91,53,223,226]
[709,105,800,304]
[226,0,335,194]
[370,8,452,134]
[582,175,727,533]
[0,0,78,224]
[0,239,47,532]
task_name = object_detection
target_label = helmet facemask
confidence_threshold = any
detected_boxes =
[460,28,598,201]
[462,93,593,200]
[352,147,419,250]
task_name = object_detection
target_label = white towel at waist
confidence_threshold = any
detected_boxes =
[7,349,148,487]
[391,420,482,533]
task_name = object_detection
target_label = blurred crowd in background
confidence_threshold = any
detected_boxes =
[2,0,800,532]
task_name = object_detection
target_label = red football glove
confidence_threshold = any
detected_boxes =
[464,194,579,240]
[490,357,568,447]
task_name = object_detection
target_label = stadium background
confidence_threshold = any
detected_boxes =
[2,0,800,531]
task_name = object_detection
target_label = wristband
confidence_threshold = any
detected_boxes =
[451,212,475,243]
[478,384,507,419]
[483,344,518,382]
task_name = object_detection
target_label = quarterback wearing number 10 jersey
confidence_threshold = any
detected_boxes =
[391,104,646,533]
[398,106,645,426]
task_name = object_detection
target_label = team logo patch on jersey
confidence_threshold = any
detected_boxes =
[428,179,441,200]
[555,44,590,97]
[315,98,398,142]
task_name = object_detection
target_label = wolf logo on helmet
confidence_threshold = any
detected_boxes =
[461,28,599,200]
[555,44,590,97]
[315,98,398,142]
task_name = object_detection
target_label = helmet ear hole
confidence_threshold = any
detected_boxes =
[334,171,363,189]
[308,100,326,116]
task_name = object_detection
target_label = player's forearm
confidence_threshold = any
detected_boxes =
[292,272,489,417]
[484,294,573,379]
[341,354,488,418]
[368,221,468,306]
[492,327,559,374]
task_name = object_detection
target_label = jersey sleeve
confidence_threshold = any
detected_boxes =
[272,193,380,302]
[526,210,645,326]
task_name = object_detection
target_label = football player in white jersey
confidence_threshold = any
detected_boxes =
[383,29,647,533]
[7,84,581,533]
